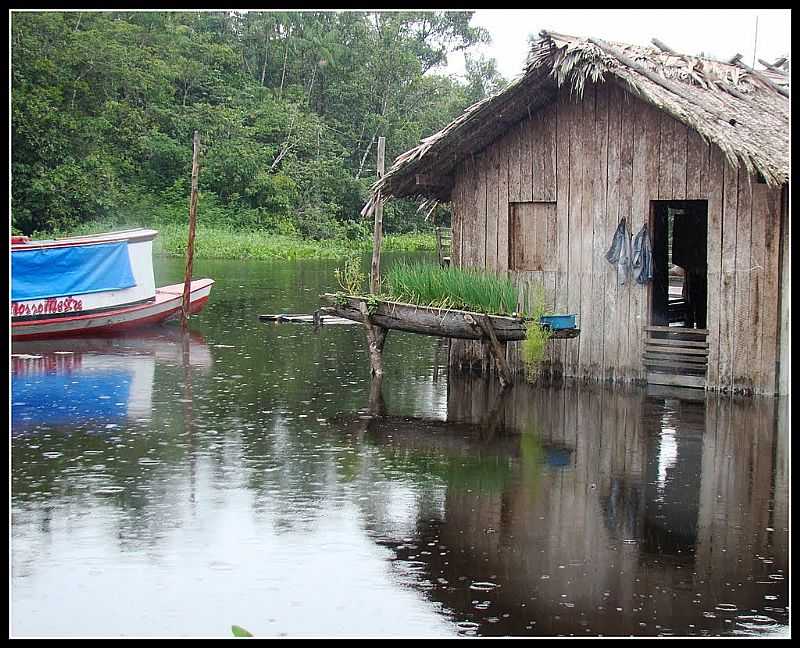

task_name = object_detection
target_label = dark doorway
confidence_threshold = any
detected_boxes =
[650,201,708,328]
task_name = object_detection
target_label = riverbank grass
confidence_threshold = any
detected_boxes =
[35,222,435,260]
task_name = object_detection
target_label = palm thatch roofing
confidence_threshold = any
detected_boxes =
[363,30,790,215]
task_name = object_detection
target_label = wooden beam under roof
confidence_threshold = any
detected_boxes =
[589,37,734,124]
[651,38,748,100]
[758,58,790,77]
[651,38,677,54]
[732,57,790,98]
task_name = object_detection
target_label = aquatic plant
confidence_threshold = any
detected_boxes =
[520,283,551,375]
[383,262,519,316]
[334,253,367,295]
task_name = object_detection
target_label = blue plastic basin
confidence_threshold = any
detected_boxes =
[539,314,576,330]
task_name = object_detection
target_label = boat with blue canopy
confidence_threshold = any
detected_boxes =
[11,228,213,340]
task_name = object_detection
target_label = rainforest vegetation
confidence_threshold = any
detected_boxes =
[11,10,507,250]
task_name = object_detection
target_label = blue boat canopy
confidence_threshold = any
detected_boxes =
[11,241,137,301]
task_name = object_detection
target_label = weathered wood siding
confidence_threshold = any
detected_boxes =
[777,185,790,395]
[449,82,786,394]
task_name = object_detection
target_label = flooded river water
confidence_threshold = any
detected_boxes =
[11,254,789,637]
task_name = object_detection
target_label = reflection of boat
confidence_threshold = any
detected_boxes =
[11,229,214,340]
[12,327,214,370]
[11,329,212,431]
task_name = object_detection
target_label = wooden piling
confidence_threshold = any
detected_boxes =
[476,314,514,388]
[181,130,201,328]
[370,136,386,294]
[359,301,388,377]
[364,136,388,379]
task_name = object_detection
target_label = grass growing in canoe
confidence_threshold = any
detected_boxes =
[383,262,520,316]
[332,259,554,369]
[382,262,553,372]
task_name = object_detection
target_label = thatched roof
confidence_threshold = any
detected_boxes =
[364,31,790,215]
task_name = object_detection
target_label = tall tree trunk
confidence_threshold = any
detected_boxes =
[269,112,297,172]
[356,129,379,180]
[242,48,252,76]
[278,30,290,99]
[260,30,269,86]
[306,64,317,105]
[355,93,388,179]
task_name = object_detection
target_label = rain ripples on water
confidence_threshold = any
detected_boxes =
[11,255,789,638]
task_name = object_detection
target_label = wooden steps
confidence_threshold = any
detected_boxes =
[643,326,708,389]
[435,227,452,268]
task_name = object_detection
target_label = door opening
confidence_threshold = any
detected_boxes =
[651,201,708,329]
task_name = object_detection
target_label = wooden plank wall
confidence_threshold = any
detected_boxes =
[777,185,790,395]
[449,81,785,394]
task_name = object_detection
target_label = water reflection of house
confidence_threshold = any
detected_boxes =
[359,375,788,636]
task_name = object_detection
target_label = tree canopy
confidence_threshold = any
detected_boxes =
[11,11,507,237]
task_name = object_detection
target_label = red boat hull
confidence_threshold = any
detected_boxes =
[11,279,214,341]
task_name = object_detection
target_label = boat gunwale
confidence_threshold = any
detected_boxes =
[11,228,159,251]
[12,279,214,329]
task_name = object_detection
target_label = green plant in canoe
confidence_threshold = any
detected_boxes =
[337,261,553,371]
[383,262,552,372]
[383,262,519,316]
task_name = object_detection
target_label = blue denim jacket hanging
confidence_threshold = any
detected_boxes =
[631,222,654,285]
[605,218,632,285]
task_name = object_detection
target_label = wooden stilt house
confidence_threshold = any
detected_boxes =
[365,31,790,395]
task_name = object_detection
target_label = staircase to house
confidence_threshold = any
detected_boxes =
[643,326,708,389]
[436,227,452,268]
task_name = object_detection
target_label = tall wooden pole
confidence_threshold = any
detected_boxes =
[370,136,385,294]
[752,15,759,68]
[182,130,201,328]
[364,136,388,378]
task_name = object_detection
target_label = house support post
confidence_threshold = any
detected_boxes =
[363,136,388,381]
[476,314,514,388]
[359,302,389,377]
[367,372,387,417]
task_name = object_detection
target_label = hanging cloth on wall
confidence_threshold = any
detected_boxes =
[605,217,632,285]
[631,222,654,285]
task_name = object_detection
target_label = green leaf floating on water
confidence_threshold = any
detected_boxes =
[231,625,254,637]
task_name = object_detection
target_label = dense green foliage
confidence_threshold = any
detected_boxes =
[12,11,506,239]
